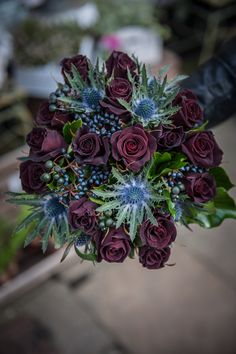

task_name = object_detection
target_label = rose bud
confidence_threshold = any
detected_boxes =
[155,125,185,150]
[181,131,223,168]
[68,197,99,236]
[111,124,157,172]
[184,172,216,203]
[26,128,67,162]
[172,89,203,129]
[140,214,176,249]
[139,246,171,270]
[100,78,132,116]
[99,227,131,263]
[19,160,48,194]
[105,51,137,79]
[60,54,89,82]
[72,126,110,165]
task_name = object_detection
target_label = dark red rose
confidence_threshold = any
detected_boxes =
[68,197,99,236]
[111,124,157,172]
[72,125,110,165]
[99,227,131,263]
[140,214,176,249]
[184,172,216,203]
[60,54,89,82]
[19,160,47,194]
[182,131,223,168]
[27,128,67,161]
[139,246,171,270]
[172,90,203,129]
[35,101,54,126]
[100,78,132,116]
[105,51,137,78]
[35,101,72,129]
[155,125,185,150]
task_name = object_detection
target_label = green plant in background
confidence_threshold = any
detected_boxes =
[89,0,169,38]
[13,18,83,66]
[0,206,34,274]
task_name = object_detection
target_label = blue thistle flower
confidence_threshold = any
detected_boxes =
[134,98,157,121]
[82,88,103,110]
[92,168,165,241]
[8,193,69,252]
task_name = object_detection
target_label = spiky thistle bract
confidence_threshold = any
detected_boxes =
[118,62,186,128]
[92,168,165,241]
[7,193,70,252]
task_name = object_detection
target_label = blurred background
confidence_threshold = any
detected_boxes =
[0,0,236,353]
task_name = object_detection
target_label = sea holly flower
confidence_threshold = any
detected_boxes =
[7,193,69,253]
[92,168,165,241]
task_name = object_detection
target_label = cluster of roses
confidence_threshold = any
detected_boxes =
[19,51,223,269]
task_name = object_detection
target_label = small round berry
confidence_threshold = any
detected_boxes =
[106,218,113,227]
[57,178,64,185]
[53,174,60,181]
[49,104,57,112]
[41,173,51,183]
[172,186,180,195]
[45,160,54,170]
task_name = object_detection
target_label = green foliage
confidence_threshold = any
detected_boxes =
[182,188,236,228]
[63,119,83,143]
[210,167,234,191]
[148,152,187,180]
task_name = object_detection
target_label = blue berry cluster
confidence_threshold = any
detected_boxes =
[73,166,111,200]
[80,109,121,137]
[48,85,71,112]
[179,164,206,174]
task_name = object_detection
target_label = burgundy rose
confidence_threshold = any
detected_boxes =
[19,160,47,194]
[68,197,99,236]
[73,126,110,165]
[100,78,132,116]
[99,227,131,263]
[139,246,171,270]
[184,172,216,203]
[106,51,137,78]
[35,101,72,129]
[155,125,185,150]
[60,54,89,82]
[182,131,223,168]
[111,124,157,172]
[26,128,67,161]
[140,214,176,249]
[172,89,203,129]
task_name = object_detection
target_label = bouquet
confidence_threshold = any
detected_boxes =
[8,51,236,270]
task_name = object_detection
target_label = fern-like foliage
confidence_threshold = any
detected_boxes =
[92,168,165,241]
[7,193,69,253]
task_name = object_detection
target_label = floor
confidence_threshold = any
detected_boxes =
[0,117,236,354]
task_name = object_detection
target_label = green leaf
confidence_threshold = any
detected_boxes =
[187,120,209,133]
[148,151,171,179]
[184,187,236,228]
[117,98,132,112]
[210,167,234,191]
[60,241,74,263]
[96,201,120,213]
[148,152,187,180]
[163,190,176,218]
[88,196,104,205]
[74,244,97,261]
[63,119,83,143]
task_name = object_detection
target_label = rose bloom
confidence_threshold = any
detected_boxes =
[60,54,89,82]
[99,227,131,263]
[155,125,185,150]
[35,101,72,129]
[20,160,47,194]
[139,246,171,270]
[68,197,99,236]
[140,214,176,249]
[111,124,157,172]
[172,89,203,129]
[182,131,223,168]
[105,51,137,78]
[100,78,132,116]
[73,126,110,165]
[184,172,216,203]
[26,128,67,161]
